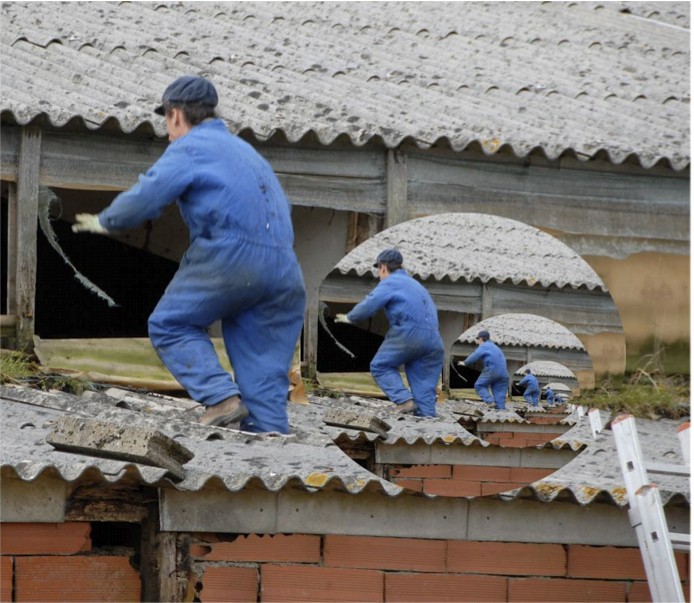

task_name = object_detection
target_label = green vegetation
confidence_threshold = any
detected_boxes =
[0,351,93,395]
[581,351,690,419]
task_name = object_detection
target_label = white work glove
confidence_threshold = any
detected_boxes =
[457,361,466,367]
[72,213,109,234]
[334,313,351,324]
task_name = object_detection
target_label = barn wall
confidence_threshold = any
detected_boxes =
[188,533,690,602]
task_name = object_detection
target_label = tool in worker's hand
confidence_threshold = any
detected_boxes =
[335,313,351,324]
[72,213,109,234]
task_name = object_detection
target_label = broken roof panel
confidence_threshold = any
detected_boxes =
[457,313,587,350]
[1,1,689,169]
[333,214,608,291]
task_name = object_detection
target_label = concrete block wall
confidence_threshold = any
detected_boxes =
[0,522,141,602]
[190,534,690,602]
[387,464,555,496]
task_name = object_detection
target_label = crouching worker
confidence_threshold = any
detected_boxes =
[458,330,509,410]
[518,368,540,407]
[545,386,555,406]
[335,249,444,417]
[73,75,306,434]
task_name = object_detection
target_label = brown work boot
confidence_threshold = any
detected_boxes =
[392,400,416,414]
[199,396,249,427]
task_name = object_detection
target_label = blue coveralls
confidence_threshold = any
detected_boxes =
[518,373,540,406]
[98,119,306,433]
[463,341,509,410]
[346,270,444,417]
[545,388,555,405]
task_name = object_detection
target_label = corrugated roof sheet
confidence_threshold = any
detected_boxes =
[1,385,688,507]
[1,1,689,169]
[457,313,587,349]
[515,361,578,380]
[334,213,608,291]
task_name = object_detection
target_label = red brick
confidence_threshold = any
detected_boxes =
[527,416,563,425]
[1,522,91,555]
[392,478,423,492]
[193,534,320,563]
[448,541,566,576]
[509,577,626,602]
[628,581,652,602]
[325,535,446,572]
[497,438,530,448]
[15,556,140,602]
[567,546,684,580]
[385,573,507,602]
[509,467,554,483]
[1,556,11,602]
[261,565,383,602]
[201,566,258,602]
[453,465,511,481]
[481,482,523,495]
[389,465,452,479]
[423,479,481,497]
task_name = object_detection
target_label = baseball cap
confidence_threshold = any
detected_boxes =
[154,75,219,115]
[477,330,490,341]
[373,248,403,268]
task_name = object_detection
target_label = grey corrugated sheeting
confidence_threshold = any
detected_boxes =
[517,417,690,506]
[1,1,689,169]
[1,385,688,508]
[334,214,607,291]
[458,313,587,349]
[515,361,578,379]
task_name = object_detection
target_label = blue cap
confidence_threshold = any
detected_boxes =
[154,76,219,115]
[477,330,490,341]
[373,248,403,268]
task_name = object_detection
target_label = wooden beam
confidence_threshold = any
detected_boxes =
[386,148,407,228]
[15,127,41,352]
[6,183,17,316]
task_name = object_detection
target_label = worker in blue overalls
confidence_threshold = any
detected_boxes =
[458,330,509,410]
[518,368,541,407]
[335,249,444,416]
[545,386,556,406]
[73,75,306,433]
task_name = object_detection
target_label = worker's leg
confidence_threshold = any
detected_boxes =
[222,260,306,434]
[523,391,534,405]
[474,372,495,404]
[148,259,242,405]
[370,335,414,405]
[405,343,444,417]
[491,376,509,410]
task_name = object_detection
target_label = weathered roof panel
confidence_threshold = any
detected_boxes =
[1,1,689,169]
[457,313,587,350]
[515,361,578,380]
[334,214,608,291]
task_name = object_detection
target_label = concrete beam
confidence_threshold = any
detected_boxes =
[0,472,66,522]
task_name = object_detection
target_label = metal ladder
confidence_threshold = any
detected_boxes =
[612,415,690,603]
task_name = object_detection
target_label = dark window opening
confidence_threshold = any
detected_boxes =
[91,521,141,563]
[36,218,177,338]
[449,359,479,388]
[316,317,384,372]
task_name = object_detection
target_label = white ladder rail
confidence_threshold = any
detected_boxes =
[612,414,687,603]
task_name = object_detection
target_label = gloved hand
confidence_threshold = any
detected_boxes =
[334,313,351,324]
[457,360,466,367]
[72,213,109,234]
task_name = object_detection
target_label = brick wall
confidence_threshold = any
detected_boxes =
[387,464,555,496]
[190,534,691,602]
[483,431,565,447]
[0,523,141,602]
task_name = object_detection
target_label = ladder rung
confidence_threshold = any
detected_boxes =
[670,532,691,551]
[645,461,690,477]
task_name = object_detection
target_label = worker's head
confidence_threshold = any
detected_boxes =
[476,329,490,344]
[525,368,532,375]
[373,248,403,280]
[155,76,219,141]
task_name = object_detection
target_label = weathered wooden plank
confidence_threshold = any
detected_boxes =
[15,127,41,352]
[386,148,407,227]
[407,152,689,243]
[5,184,17,315]
[0,126,19,181]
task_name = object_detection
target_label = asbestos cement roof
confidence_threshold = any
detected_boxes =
[1,1,689,170]
[457,313,588,349]
[333,214,608,291]
[1,384,688,508]
[515,361,578,380]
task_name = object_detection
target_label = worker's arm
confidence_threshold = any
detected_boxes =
[97,140,195,232]
[346,281,390,323]
[459,345,483,367]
